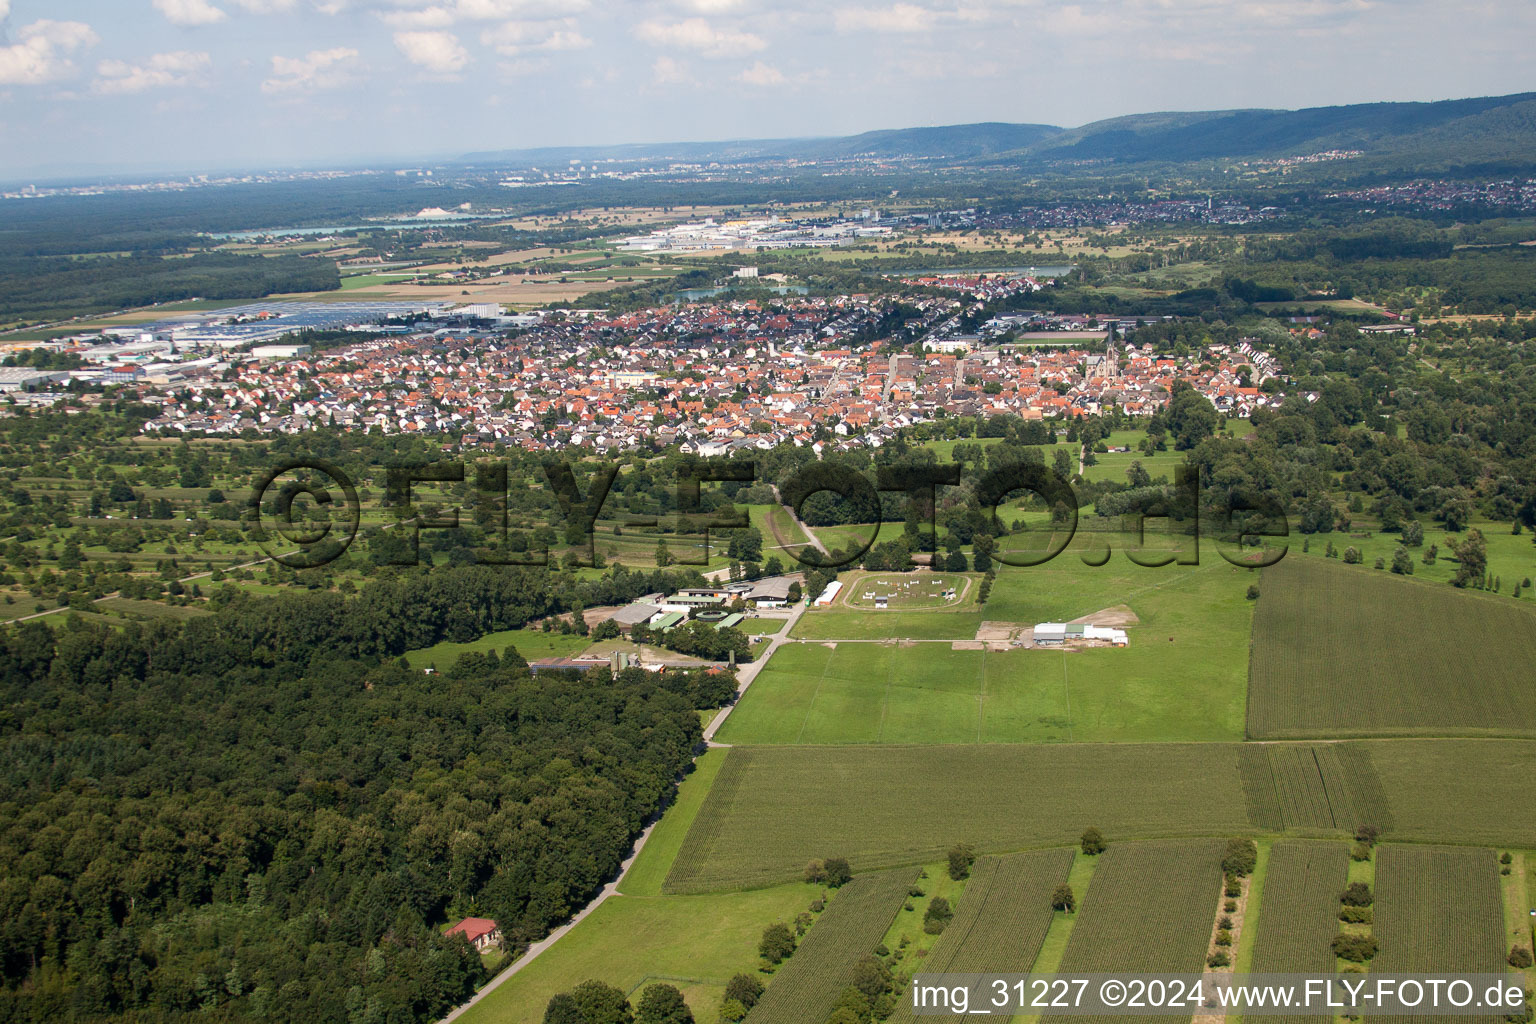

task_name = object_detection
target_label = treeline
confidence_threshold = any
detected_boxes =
[0,562,727,1024]
[0,253,339,324]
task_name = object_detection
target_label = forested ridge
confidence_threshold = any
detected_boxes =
[0,564,725,1024]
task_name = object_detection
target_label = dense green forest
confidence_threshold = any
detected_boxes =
[0,564,734,1024]
[0,254,339,325]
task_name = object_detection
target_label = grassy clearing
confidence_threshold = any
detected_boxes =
[745,867,919,1024]
[1249,556,1536,738]
[401,627,588,670]
[454,883,821,1024]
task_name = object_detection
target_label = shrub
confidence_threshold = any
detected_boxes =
[1222,838,1258,877]
[1341,882,1373,907]
[823,857,852,888]
[759,923,796,964]
[1502,853,1514,865]
[1343,546,1362,564]
[1339,906,1373,924]
[1510,947,1534,969]
[1218,916,1233,929]
[1051,884,1076,912]
[1332,933,1379,962]
[1350,843,1373,862]
[718,998,746,1023]
[1207,951,1231,968]
[947,843,975,881]
[1246,584,1260,600]
[923,896,953,935]
[804,860,826,884]
[1080,827,1106,855]
[724,974,763,1010]
[1224,899,1238,913]
[1355,825,1380,846]
[1215,930,1233,947]
[1224,878,1242,898]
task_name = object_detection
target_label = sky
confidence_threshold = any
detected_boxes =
[1,0,1534,179]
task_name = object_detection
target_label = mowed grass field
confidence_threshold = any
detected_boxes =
[730,551,1254,745]
[661,740,1536,895]
[1248,556,1536,738]
[453,883,822,1024]
[402,627,589,670]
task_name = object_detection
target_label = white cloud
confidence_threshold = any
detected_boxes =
[152,0,229,26]
[0,20,98,86]
[377,0,587,25]
[262,46,360,92]
[833,3,935,32]
[677,0,745,10]
[0,1,11,22]
[735,59,785,86]
[94,50,211,93]
[230,0,300,10]
[481,19,589,54]
[393,29,470,72]
[651,55,692,83]
[636,18,765,57]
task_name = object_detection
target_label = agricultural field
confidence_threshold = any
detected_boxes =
[1248,555,1536,738]
[1056,840,1225,1024]
[1372,846,1506,1007]
[661,740,1536,896]
[1248,841,1351,978]
[886,849,1075,1024]
[1254,745,1367,833]
[743,867,919,1024]
[662,744,1260,894]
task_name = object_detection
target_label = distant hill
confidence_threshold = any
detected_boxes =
[1022,92,1536,165]
[458,92,1536,171]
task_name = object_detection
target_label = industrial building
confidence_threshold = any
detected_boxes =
[1033,622,1129,646]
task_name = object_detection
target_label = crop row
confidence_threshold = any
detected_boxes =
[745,867,919,1024]
[1248,556,1536,739]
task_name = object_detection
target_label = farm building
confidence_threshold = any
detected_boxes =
[1034,622,1128,646]
[715,613,745,630]
[650,612,685,631]
[608,602,663,634]
[745,576,796,608]
[657,592,726,613]
[446,917,501,951]
[528,656,613,674]
[814,580,843,606]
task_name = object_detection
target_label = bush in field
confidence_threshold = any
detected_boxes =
[724,974,763,1010]
[1339,906,1373,925]
[1341,882,1373,907]
[823,857,852,888]
[1207,951,1231,968]
[1355,825,1380,847]
[1332,933,1379,962]
[759,923,796,964]
[924,896,953,935]
[1351,843,1373,862]
[718,998,746,1023]
[1051,884,1077,912]
[948,843,976,880]
[635,983,693,1024]
[1510,947,1534,969]
[1080,828,1106,855]
[804,860,826,884]
[1222,838,1258,877]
